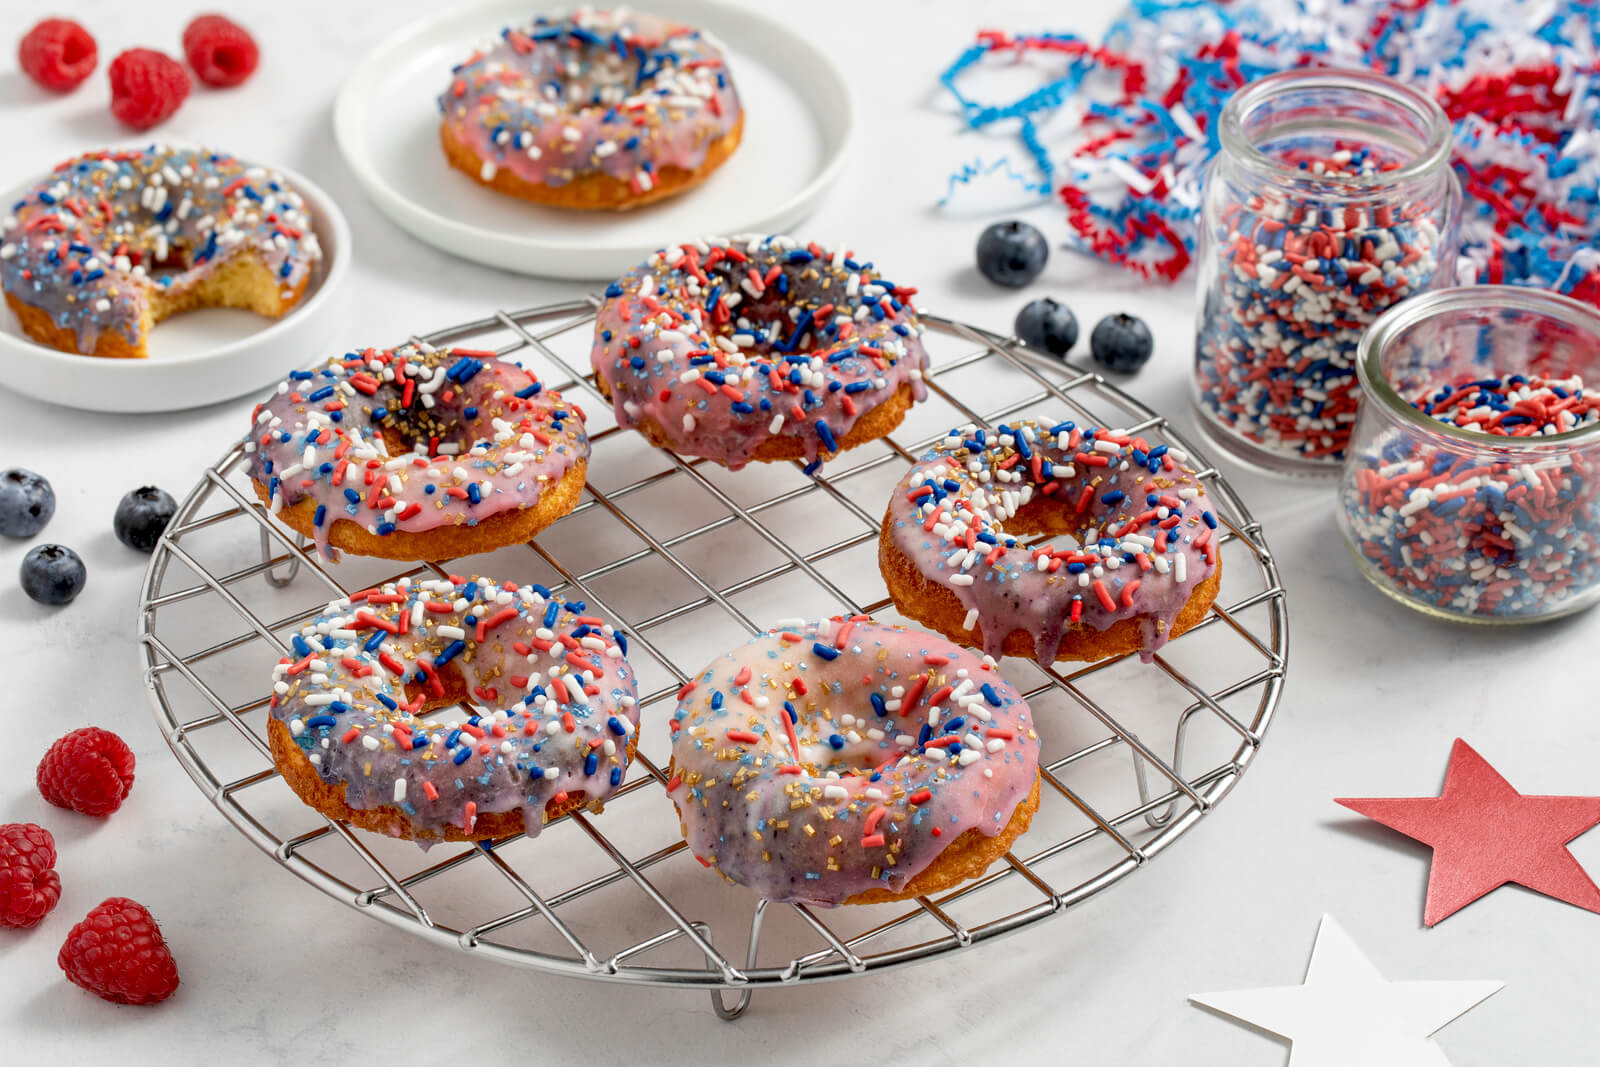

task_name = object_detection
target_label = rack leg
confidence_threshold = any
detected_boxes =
[709,899,767,1021]
[261,527,303,588]
[1133,704,1200,830]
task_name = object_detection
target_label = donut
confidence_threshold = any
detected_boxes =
[592,235,930,470]
[438,9,743,211]
[268,574,641,843]
[0,144,320,359]
[880,417,1222,663]
[666,617,1041,906]
[245,341,587,560]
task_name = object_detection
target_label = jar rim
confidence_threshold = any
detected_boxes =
[1219,69,1454,192]
[1355,285,1600,450]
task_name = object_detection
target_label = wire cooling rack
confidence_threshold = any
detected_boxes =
[139,298,1287,1018]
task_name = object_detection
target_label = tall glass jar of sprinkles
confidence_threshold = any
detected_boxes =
[1338,286,1600,623]
[1193,69,1461,477]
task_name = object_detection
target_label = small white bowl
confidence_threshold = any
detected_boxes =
[0,159,352,414]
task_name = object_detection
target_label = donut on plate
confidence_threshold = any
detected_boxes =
[246,342,588,560]
[0,144,320,359]
[268,574,640,843]
[880,417,1222,663]
[592,235,929,470]
[667,617,1040,906]
[439,9,743,211]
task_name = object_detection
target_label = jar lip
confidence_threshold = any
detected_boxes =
[1219,69,1453,192]
[1356,285,1600,450]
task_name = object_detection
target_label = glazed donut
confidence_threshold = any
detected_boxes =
[439,9,743,211]
[268,574,640,843]
[880,417,1222,663]
[246,342,588,560]
[0,144,320,359]
[592,235,929,470]
[667,618,1040,906]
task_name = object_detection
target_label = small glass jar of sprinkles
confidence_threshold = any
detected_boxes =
[1194,69,1461,477]
[1338,286,1600,623]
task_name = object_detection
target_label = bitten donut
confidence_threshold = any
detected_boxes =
[592,235,929,469]
[268,575,640,843]
[439,9,743,210]
[0,144,320,359]
[246,342,587,560]
[881,417,1222,663]
[667,618,1040,906]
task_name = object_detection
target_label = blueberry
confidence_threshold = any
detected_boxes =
[1015,298,1079,357]
[0,468,54,538]
[114,486,177,553]
[976,220,1048,288]
[1090,313,1154,373]
[21,544,85,606]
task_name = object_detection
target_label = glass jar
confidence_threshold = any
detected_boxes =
[1337,286,1600,623]
[1193,69,1461,477]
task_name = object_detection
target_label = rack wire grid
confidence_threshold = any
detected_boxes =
[139,298,1288,1019]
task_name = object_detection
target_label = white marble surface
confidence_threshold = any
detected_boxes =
[2,2,1597,1064]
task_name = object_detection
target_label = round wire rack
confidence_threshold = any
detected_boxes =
[139,299,1288,1018]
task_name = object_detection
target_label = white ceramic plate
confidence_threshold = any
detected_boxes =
[0,160,352,414]
[333,0,855,279]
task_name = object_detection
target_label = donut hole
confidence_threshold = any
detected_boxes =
[372,405,485,458]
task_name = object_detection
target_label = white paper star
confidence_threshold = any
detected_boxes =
[1189,915,1502,1067]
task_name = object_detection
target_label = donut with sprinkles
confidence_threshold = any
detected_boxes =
[268,575,640,843]
[246,341,587,560]
[439,8,743,210]
[880,417,1222,663]
[0,144,320,359]
[591,234,930,470]
[667,618,1040,906]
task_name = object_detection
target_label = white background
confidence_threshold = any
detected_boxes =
[2,2,1597,1064]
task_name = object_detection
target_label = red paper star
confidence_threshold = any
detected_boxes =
[1337,738,1600,926]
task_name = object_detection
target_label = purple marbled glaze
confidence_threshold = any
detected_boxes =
[270,575,639,842]
[668,619,1039,906]
[0,144,320,354]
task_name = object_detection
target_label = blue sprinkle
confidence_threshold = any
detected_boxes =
[812,642,839,660]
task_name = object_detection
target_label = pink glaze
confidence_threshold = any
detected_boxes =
[438,9,741,196]
[885,417,1220,663]
[668,618,1040,906]
[592,234,930,469]
[245,343,587,556]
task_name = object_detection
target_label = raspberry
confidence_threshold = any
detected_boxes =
[0,823,61,929]
[107,48,190,130]
[18,18,98,92]
[37,726,136,817]
[182,15,258,88]
[58,898,180,1005]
